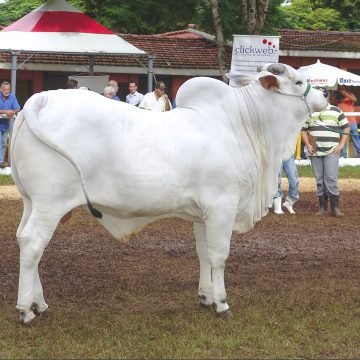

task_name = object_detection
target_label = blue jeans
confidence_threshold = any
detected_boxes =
[0,129,9,162]
[341,123,360,157]
[274,156,299,200]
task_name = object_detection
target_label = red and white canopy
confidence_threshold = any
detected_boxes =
[0,0,145,55]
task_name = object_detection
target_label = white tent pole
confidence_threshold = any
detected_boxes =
[147,54,154,92]
[8,50,20,166]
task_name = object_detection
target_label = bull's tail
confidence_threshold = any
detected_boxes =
[21,92,102,219]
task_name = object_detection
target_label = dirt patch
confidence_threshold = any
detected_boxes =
[0,186,21,200]
[2,178,359,201]
[0,182,359,318]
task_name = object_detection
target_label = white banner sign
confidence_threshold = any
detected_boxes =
[231,35,281,75]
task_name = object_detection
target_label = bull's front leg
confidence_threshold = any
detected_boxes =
[194,222,214,307]
[204,208,236,318]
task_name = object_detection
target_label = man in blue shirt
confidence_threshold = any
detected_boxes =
[0,81,20,168]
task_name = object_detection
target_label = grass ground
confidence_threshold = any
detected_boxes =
[0,180,359,359]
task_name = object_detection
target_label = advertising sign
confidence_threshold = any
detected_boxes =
[230,35,281,75]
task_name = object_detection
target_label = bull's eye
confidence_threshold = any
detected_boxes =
[296,81,303,85]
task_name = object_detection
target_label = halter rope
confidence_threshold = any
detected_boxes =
[274,83,312,116]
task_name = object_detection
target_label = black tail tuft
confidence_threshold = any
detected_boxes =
[88,204,102,219]
[84,191,102,218]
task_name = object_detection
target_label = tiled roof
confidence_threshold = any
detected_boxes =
[0,28,232,70]
[119,33,232,69]
[1,28,359,71]
[279,29,360,52]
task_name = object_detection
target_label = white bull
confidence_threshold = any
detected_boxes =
[11,63,327,323]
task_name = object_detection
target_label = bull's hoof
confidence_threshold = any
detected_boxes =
[199,295,215,308]
[19,309,37,324]
[32,302,49,315]
[17,302,48,324]
[216,308,233,319]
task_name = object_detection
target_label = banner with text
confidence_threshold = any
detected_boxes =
[230,35,281,75]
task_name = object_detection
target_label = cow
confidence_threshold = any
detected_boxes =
[10,63,327,323]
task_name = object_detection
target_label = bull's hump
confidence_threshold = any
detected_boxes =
[176,77,231,110]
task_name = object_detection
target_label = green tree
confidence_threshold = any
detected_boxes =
[262,0,288,34]
[0,0,200,34]
[196,0,285,38]
[280,0,348,31]
[0,0,285,36]
[82,0,200,33]
[0,0,85,27]
[210,0,227,81]
[309,0,360,30]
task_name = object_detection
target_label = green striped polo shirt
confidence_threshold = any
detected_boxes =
[302,104,349,157]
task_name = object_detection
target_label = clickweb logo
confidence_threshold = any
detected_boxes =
[233,38,278,57]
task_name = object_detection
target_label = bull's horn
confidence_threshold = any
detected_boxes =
[267,63,287,75]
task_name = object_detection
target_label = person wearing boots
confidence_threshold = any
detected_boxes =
[301,88,349,217]
[273,155,299,214]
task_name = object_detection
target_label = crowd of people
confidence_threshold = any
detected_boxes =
[99,79,172,112]
[66,78,173,112]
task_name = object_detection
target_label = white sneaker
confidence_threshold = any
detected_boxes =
[283,200,295,214]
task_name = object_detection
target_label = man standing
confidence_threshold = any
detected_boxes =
[125,81,144,107]
[0,81,20,168]
[139,81,172,112]
[301,91,350,217]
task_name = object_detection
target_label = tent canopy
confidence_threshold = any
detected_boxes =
[0,0,145,55]
[0,0,152,98]
[298,59,360,88]
[0,0,152,166]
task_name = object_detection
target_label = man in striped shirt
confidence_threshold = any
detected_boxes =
[301,97,350,217]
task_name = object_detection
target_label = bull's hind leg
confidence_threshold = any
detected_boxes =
[16,198,48,317]
[194,222,214,307]
[16,196,32,239]
[16,208,61,323]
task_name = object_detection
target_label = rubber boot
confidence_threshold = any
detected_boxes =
[315,195,328,215]
[283,196,297,214]
[324,195,328,212]
[273,197,284,214]
[330,195,344,218]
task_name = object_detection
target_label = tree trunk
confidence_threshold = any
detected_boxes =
[210,0,228,83]
[254,0,270,34]
[239,0,270,34]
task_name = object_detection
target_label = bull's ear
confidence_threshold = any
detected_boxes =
[225,72,256,87]
[259,75,280,91]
